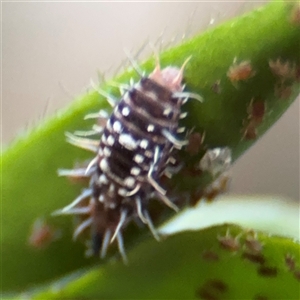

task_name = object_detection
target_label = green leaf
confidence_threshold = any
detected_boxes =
[2,1,299,293]
[18,225,300,299]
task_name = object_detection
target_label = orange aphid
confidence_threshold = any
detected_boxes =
[186,132,205,156]
[269,58,296,80]
[227,60,255,82]
[242,99,265,140]
[203,174,230,202]
[217,230,240,252]
[247,100,265,124]
[28,218,60,249]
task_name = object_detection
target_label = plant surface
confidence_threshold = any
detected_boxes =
[2,1,300,298]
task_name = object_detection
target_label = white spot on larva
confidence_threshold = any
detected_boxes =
[109,202,116,209]
[125,176,135,188]
[168,157,176,164]
[119,134,138,150]
[106,119,113,130]
[134,154,144,163]
[147,124,155,132]
[99,195,104,202]
[135,82,142,90]
[103,147,111,157]
[130,167,141,176]
[145,150,153,158]
[113,121,122,133]
[109,184,115,193]
[118,188,127,196]
[99,174,108,184]
[163,107,172,116]
[123,93,131,105]
[122,106,130,116]
[141,164,149,171]
[101,134,107,143]
[177,127,185,133]
[140,139,149,149]
[100,159,109,172]
[98,147,103,156]
[180,112,188,119]
[107,135,115,146]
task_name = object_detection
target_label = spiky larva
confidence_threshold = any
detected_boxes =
[54,57,201,262]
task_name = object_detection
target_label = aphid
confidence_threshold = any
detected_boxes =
[227,59,255,83]
[241,120,258,140]
[247,99,265,125]
[258,266,278,277]
[199,147,232,177]
[244,235,263,255]
[196,279,228,300]
[274,82,293,100]
[269,58,296,81]
[54,56,202,262]
[217,229,241,252]
[202,173,231,202]
[186,132,205,156]
[241,99,265,140]
[28,218,60,249]
[211,80,221,94]
[285,253,296,271]
[242,252,265,265]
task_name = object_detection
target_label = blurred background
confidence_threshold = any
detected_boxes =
[2,1,299,202]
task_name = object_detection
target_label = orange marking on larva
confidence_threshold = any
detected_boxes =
[227,60,255,82]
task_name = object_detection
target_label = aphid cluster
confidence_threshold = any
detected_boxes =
[54,57,202,261]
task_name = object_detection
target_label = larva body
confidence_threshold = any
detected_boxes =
[55,61,198,262]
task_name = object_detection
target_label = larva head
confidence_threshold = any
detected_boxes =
[149,56,191,92]
[149,66,183,92]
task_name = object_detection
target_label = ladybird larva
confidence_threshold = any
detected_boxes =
[54,56,202,262]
